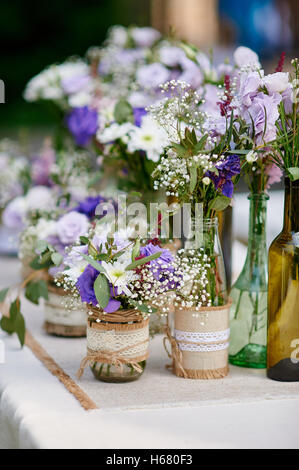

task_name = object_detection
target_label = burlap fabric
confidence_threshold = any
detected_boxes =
[44,285,86,337]
[165,302,230,379]
[77,309,149,378]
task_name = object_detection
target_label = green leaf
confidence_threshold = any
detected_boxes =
[25,280,48,305]
[132,239,141,261]
[114,99,134,124]
[94,274,110,309]
[29,256,52,270]
[36,240,49,253]
[287,167,299,181]
[0,288,9,303]
[51,252,63,266]
[194,134,209,153]
[80,236,89,245]
[15,312,26,347]
[130,300,157,314]
[80,253,106,274]
[125,252,162,271]
[0,316,15,334]
[209,196,231,212]
[88,243,98,258]
[9,300,19,322]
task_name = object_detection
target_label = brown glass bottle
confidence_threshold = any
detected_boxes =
[267,178,299,381]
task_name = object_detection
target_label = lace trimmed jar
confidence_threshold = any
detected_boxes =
[44,284,86,337]
[165,218,230,379]
[166,303,231,379]
[77,308,149,383]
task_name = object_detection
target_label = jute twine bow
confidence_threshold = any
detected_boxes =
[77,339,149,379]
[163,325,188,379]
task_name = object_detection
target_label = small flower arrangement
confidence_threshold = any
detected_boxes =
[2,144,101,232]
[58,221,176,316]
[0,193,111,345]
[270,57,299,181]
[150,81,240,217]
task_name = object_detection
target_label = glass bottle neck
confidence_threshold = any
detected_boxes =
[241,193,269,286]
[283,178,299,234]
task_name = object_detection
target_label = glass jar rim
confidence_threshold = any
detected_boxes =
[247,193,270,201]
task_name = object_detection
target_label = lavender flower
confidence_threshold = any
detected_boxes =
[75,195,108,219]
[136,63,169,89]
[66,106,98,147]
[76,265,121,312]
[76,265,98,306]
[31,144,55,186]
[61,74,91,95]
[56,211,89,245]
[140,243,175,282]
[245,92,281,144]
[206,155,240,198]
[133,107,147,127]
[130,27,161,47]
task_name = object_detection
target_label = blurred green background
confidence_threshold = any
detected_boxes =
[0,0,150,134]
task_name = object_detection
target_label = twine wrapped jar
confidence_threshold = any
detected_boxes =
[44,284,86,337]
[77,308,149,383]
[165,303,230,379]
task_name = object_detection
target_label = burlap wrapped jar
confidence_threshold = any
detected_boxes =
[165,302,231,379]
[44,284,86,337]
[77,308,149,383]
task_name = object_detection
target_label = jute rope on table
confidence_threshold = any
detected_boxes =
[164,301,231,380]
[25,330,98,411]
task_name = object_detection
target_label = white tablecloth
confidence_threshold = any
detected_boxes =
[1,194,299,449]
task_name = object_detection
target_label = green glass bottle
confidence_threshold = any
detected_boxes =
[267,178,299,381]
[229,193,269,368]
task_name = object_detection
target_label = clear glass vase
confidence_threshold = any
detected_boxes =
[267,178,299,381]
[87,311,149,383]
[185,217,227,305]
[229,193,269,368]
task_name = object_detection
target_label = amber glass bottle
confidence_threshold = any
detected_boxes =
[267,178,299,381]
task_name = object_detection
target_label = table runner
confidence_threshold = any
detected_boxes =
[22,297,299,411]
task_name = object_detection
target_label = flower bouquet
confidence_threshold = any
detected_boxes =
[58,221,176,382]
[266,58,299,381]
[148,80,240,378]
[0,191,112,342]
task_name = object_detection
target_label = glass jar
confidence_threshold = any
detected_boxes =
[185,217,227,305]
[86,310,149,383]
[229,193,269,368]
[91,360,147,383]
[267,178,299,381]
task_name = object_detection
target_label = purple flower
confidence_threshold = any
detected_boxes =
[31,145,55,186]
[76,265,121,312]
[75,195,108,220]
[61,74,91,95]
[66,106,98,147]
[76,265,98,306]
[245,92,281,145]
[206,155,240,198]
[56,211,89,245]
[2,197,26,230]
[136,63,169,89]
[133,107,147,127]
[238,71,262,109]
[130,27,161,47]
[140,243,175,285]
